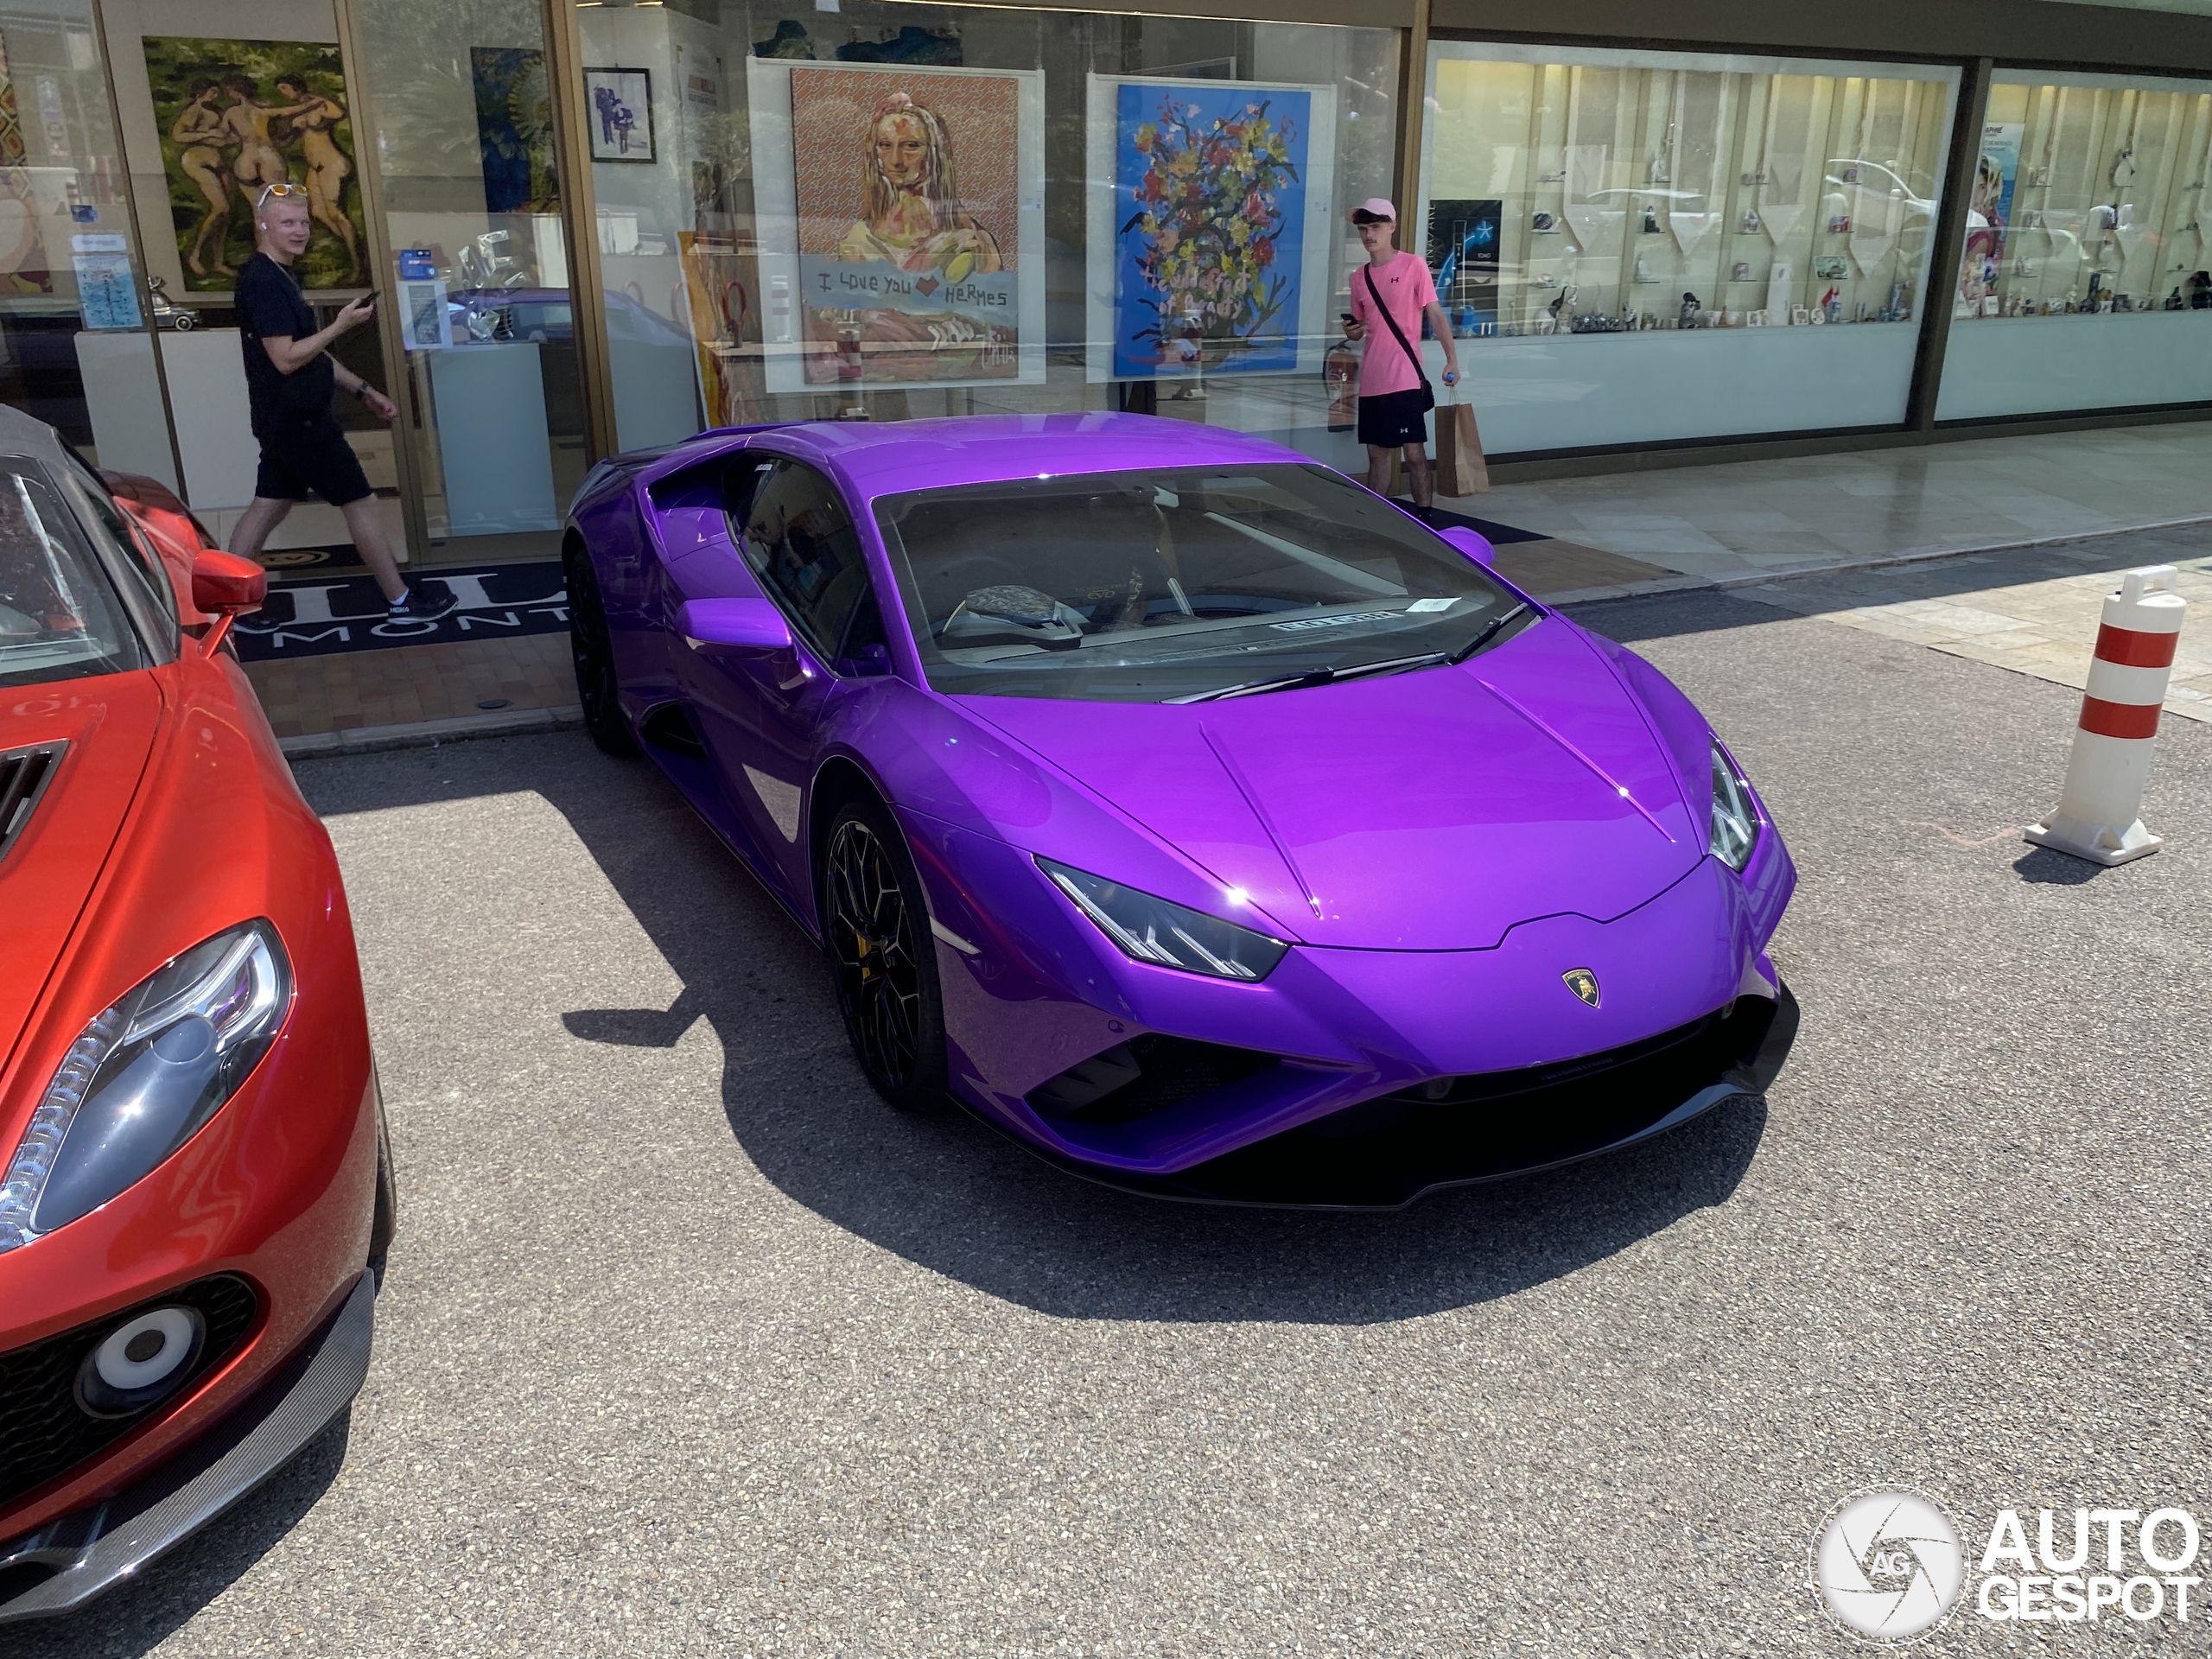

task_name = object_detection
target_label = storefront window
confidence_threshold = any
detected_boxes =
[99,0,400,550]
[1420,42,1956,454]
[352,0,584,556]
[0,3,172,485]
[575,0,1398,468]
[1936,71,2212,422]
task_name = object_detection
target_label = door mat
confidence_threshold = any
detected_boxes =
[232,563,568,662]
[251,543,366,574]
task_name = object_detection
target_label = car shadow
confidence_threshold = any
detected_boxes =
[1,1415,350,1659]
[308,734,1770,1326]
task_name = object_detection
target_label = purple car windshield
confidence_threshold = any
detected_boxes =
[874,465,1527,702]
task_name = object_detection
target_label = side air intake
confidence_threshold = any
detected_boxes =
[0,743,63,868]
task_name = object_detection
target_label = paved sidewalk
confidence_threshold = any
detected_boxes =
[1447,421,2212,584]
[245,632,580,757]
[1731,526,2212,724]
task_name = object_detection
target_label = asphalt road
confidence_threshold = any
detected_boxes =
[19,582,2210,1657]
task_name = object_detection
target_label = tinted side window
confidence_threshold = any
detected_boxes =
[0,459,147,688]
[738,459,870,662]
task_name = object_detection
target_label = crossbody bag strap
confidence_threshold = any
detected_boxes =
[1363,262,1430,386]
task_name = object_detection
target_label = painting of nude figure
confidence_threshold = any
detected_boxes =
[143,37,366,292]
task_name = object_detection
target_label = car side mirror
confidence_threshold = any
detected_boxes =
[191,551,265,652]
[677,596,793,652]
[1439,526,1497,567]
[192,550,266,613]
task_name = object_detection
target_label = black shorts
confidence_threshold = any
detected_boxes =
[1357,386,1432,448]
[253,416,373,506]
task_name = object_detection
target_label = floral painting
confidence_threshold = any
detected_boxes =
[1110,82,1310,378]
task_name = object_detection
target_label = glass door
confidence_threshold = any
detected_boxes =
[349,0,584,563]
[0,3,175,487]
[102,0,403,562]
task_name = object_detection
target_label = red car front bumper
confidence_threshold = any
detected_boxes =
[0,1048,379,1619]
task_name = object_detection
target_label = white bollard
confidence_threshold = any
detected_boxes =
[2024,564,2186,866]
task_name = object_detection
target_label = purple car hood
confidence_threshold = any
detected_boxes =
[959,619,1706,950]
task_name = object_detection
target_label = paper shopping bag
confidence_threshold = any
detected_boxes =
[1435,393,1490,495]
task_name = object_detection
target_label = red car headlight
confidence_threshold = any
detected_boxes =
[0,921,292,1253]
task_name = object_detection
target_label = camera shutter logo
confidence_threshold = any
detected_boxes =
[1812,1489,1965,1642]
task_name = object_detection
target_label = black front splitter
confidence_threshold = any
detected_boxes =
[980,984,1798,1211]
[0,1271,376,1623]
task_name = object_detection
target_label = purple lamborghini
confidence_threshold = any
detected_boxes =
[563,413,1796,1207]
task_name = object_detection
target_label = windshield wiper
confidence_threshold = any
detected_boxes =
[1448,601,1532,664]
[1167,650,1447,704]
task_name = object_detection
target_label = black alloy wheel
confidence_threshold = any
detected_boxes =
[565,546,637,756]
[823,798,947,1112]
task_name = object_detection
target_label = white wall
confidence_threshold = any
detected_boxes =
[1936,311,2212,422]
[1427,324,1919,454]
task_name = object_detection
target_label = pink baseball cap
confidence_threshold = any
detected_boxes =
[1350,198,1396,224]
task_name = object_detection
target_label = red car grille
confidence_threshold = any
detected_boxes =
[0,1275,257,1511]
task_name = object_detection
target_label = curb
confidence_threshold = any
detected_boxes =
[281,703,583,760]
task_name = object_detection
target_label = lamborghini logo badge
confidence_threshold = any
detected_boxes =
[1562,969,1601,1007]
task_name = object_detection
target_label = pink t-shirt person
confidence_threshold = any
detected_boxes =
[1347,251,1438,397]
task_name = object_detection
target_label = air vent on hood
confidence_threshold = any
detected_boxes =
[0,742,63,868]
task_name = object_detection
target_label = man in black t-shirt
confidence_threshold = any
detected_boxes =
[229,184,454,620]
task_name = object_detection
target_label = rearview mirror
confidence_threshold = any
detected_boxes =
[677,596,793,652]
[1439,526,1496,567]
[190,550,266,614]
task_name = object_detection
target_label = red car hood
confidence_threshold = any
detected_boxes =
[0,675,162,1075]
[960,620,1704,950]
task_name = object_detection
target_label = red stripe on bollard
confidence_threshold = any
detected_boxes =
[2094,625,2180,669]
[2078,696,2162,740]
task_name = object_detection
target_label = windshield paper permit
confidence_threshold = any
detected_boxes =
[1269,611,1397,632]
[1406,597,1459,613]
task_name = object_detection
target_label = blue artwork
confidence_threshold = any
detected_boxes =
[1110,82,1309,378]
[470,48,556,215]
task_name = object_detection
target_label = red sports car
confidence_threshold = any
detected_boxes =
[0,405,392,1621]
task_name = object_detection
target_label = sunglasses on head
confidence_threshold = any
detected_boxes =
[254,182,305,207]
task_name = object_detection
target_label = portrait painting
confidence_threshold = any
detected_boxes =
[1084,76,1337,382]
[142,37,365,293]
[585,68,654,163]
[748,57,1043,391]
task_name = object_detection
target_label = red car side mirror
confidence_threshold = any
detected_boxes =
[191,551,266,652]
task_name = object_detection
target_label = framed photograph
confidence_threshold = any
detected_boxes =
[584,68,653,163]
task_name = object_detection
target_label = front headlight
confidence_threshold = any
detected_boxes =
[1039,858,1288,982]
[1708,740,1761,872]
[0,920,291,1253]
